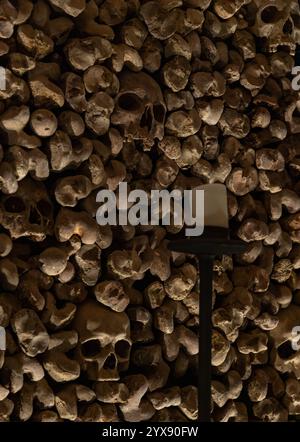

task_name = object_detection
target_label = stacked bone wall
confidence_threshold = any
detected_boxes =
[0,0,300,422]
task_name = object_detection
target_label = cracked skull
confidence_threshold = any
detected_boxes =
[111,71,166,148]
[0,177,53,241]
[251,0,300,54]
[270,304,300,379]
[73,300,131,381]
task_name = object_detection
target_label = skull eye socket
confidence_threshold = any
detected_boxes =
[81,340,102,357]
[118,93,141,111]
[115,340,131,358]
[277,341,297,359]
[261,6,281,23]
[153,104,165,123]
[4,197,26,213]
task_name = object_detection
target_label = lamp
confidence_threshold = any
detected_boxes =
[168,184,247,422]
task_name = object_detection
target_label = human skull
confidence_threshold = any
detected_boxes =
[251,0,300,54]
[111,71,166,149]
[0,178,53,241]
[269,304,300,379]
[73,300,131,381]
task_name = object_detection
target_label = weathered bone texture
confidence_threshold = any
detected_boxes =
[0,0,300,423]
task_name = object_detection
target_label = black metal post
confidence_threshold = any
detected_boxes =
[198,255,214,422]
[167,233,247,423]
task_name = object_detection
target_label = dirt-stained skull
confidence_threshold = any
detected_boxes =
[111,71,166,149]
[73,300,131,381]
[269,305,300,379]
[0,178,53,241]
[251,0,300,54]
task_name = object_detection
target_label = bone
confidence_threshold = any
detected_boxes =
[0,0,299,423]
[163,56,191,92]
[18,379,55,421]
[144,282,167,309]
[11,309,49,357]
[65,37,112,71]
[54,281,87,304]
[226,167,258,196]
[55,176,93,208]
[41,293,76,330]
[30,109,58,137]
[140,2,183,40]
[147,386,181,410]
[94,381,129,403]
[237,329,268,355]
[43,351,80,382]
[75,1,114,39]
[55,209,98,244]
[64,73,87,112]
[214,400,248,422]
[119,374,155,422]
[55,384,95,420]
[80,403,119,422]
[39,247,69,276]
[48,331,78,352]
[179,386,198,420]
[253,398,288,422]
[33,411,63,422]
[214,0,250,19]
[165,109,201,137]
[212,371,243,408]
[153,407,188,421]
[1,352,44,396]
[49,0,86,17]
[0,258,19,290]
[73,300,131,381]
[111,71,166,147]
[127,306,154,343]
[29,75,65,108]
[132,345,170,391]
[164,263,197,301]
[94,280,129,312]
[83,67,118,96]
[283,378,300,415]
[18,269,52,311]
[0,399,14,422]
[85,92,114,135]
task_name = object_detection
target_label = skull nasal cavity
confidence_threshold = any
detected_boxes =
[141,106,153,130]
[153,104,165,123]
[283,19,293,35]
[115,340,130,358]
[103,353,117,369]
[292,14,300,28]
[118,93,141,111]
[37,200,52,216]
[82,340,102,357]
[277,341,297,359]
[261,6,280,23]
[4,197,26,213]
[29,208,42,225]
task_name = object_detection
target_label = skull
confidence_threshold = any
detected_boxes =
[73,300,131,381]
[0,177,53,241]
[111,71,166,149]
[269,304,300,379]
[251,0,300,54]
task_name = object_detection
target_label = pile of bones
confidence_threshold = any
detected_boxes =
[0,0,300,422]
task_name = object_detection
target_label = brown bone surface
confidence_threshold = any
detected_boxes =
[0,0,300,423]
